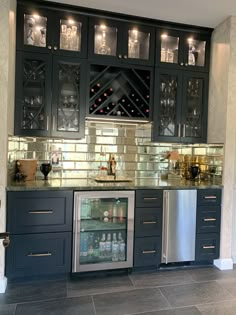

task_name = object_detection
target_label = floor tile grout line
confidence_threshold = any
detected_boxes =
[214,279,236,299]
[158,286,173,309]
[13,304,17,315]
[91,295,97,315]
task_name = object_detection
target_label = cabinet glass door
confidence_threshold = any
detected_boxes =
[94,24,117,56]
[128,29,150,60]
[53,59,81,135]
[187,37,206,68]
[158,73,179,137]
[17,54,51,135]
[80,197,128,265]
[24,14,47,48]
[59,19,81,52]
[73,191,134,272]
[184,76,204,138]
[160,33,179,65]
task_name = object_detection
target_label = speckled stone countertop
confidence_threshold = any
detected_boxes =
[7,177,223,191]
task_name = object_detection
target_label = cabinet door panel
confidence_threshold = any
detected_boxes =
[197,189,221,206]
[181,71,208,143]
[152,68,182,142]
[136,190,163,208]
[14,51,52,137]
[17,5,54,54]
[51,56,86,138]
[54,12,88,58]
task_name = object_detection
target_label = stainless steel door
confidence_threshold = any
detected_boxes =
[162,190,197,263]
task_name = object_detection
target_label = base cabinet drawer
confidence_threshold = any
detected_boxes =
[134,237,161,267]
[196,206,221,233]
[6,232,72,279]
[7,191,73,233]
[197,189,221,206]
[195,233,220,261]
[135,208,162,237]
[136,190,163,208]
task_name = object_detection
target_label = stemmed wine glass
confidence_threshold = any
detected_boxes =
[40,162,52,180]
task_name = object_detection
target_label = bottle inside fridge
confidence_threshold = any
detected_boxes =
[73,191,134,272]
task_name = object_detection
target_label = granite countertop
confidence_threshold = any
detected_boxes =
[7,177,223,191]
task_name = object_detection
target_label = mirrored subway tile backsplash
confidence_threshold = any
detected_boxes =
[8,121,224,181]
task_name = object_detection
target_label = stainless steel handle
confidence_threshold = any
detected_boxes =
[204,196,217,199]
[183,124,186,137]
[162,191,169,263]
[123,55,127,59]
[203,218,216,222]
[142,250,156,254]
[178,123,181,137]
[202,245,215,249]
[28,210,53,214]
[52,115,56,131]
[143,197,158,200]
[48,45,52,50]
[54,46,58,50]
[27,252,52,257]
[46,116,49,131]
[142,221,157,225]
[118,54,122,59]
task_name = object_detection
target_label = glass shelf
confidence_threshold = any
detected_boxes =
[80,219,126,232]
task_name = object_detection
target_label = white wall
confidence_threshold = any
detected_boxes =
[208,16,236,269]
[0,0,16,293]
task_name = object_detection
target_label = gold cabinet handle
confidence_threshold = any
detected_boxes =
[143,197,158,200]
[204,196,217,199]
[202,245,215,249]
[27,252,52,257]
[203,218,216,222]
[28,210,53,214]
[142,221,157,224]
[142,250,156,254]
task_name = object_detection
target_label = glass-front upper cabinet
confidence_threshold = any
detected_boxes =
[156,29,211,72]
[152,70,208,143]
[14,51,52,137]
[17,4,87,57]
[181,72,208,142]
[51,56,86,139]
[88,18,155,65]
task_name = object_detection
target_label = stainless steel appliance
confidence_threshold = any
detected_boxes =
[162,190,197,263]
[73,191,134,272]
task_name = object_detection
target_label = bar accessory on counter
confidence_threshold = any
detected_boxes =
[15,159,37,181]
[40,162,52,180]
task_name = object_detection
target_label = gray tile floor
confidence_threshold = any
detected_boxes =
[2,266,236,314]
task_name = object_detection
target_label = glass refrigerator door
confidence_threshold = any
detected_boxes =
[73,191,134,272]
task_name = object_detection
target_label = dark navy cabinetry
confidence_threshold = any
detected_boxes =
[6,190,73,279]
[195,189,221,261]
[134,190,163,268]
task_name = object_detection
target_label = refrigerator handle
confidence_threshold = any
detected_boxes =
[162,191,169,264]
[73,194,79,272]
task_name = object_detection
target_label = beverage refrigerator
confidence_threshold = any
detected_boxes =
[72,191,135,272]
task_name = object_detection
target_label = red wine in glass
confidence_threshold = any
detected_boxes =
[40,163,52,180]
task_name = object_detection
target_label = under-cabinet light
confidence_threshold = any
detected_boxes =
[33,14,40,19]
[100,24,107,30]
[161,34,168,39]
[68,19,75,25]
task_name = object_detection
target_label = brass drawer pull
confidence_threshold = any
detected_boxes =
[142,221,157,224]
[142,250,156,254]
[203,218,216,222]
[27,252,52,257]
[143,197,158,200]
[204,196,217,199]
[202,245,215,249]
[28,210,53,214]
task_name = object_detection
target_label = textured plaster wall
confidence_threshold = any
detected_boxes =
[209,16,236,262]
[0,0,16,283]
